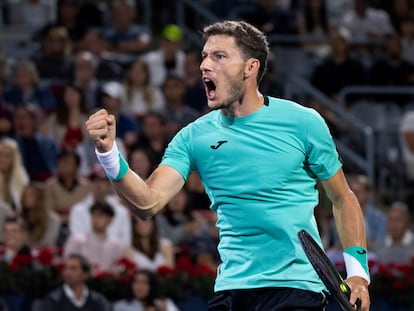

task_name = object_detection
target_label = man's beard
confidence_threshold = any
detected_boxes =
[212,76,245,112]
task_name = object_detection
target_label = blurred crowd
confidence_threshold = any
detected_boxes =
[0,0,414,310]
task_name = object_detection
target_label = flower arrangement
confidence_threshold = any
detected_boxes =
[0,248,216,302]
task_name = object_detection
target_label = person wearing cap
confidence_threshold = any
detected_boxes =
[100,81,139,149]
[142,24,186,87]
[64,200,128,274]
[68,164,132,248]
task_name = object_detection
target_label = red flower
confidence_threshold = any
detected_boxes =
[36,248,54,266]
[176,255,192,271]
[157,265,177,277]
[9,254,33,271]
[116,257,137,271]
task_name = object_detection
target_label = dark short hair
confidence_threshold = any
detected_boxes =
[66,253,91,273]
[89,201,115,217]
[56,147,81,167]
[202,20,270,84]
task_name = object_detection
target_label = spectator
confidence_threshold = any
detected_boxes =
[374,201,414,264]
[102,0,151,55]
[128,147,157,180]
[340,0,395,42]
[101,81,139,149]
[156,187,219,269]
[76,0,104,28]
[296,0,331,57]
[133,111,169,164]
[0,137,29,211]
[69,164,132,248]
[7,0,54,32]
[31,25,74,80]
[0,201,12,243]
[64,201,128,274]
[72,51,103,111]
[55,0,88,45]
[44,148,90,231]
[142,24,185,87]
[0,79,14,138]
[46,84,89,149]
[113,269,180,311]
[77,28,124,81]
[385,0,413,34]
[233,0,298,36]
[400,110,414,183]
[369,33,414,86]
[123,59,166,119]
[127,216,175,272]
[183,48,208,113]
[0,216,31,265]
[400,16,414,65]
[42,253,111,311]
[19,182,60,248]
[4,60,56,113]
[309,27,366,137]
[162,74,199,139]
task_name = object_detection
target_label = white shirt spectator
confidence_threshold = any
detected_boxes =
[400,111,414,180]
[69,194,132,247]
[341,7,394,42]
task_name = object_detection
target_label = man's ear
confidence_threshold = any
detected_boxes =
[244,58,260,80]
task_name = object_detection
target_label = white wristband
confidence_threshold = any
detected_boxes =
[95,143,128,180]
[343,247,370,284]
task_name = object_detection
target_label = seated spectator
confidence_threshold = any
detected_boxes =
[0,216,31,265]
[123,59,166,119]
[340,0,395,42]
[100,81,139,149]
[385,0,413,34]
[0,79,14,137]
[127,217,175,272]
[69,164,132,247]
[183,48,208,113]
[76,0,104,28]
[374,202,414,264]
[4,60,57,113]
[46,84,90,149]
[162,74,199,139]
[31,24,74,81]
[13,106,58,182]
[42,253,111,310]
[113,269,179,311]
[64,201,128,274]
[44,148,90,235]
[0,201,12,243]
[233,0,298,36]
[7,0,54,32]
[156,187,219,269]
[0,137,29,211]
[142,24,185,87]
[133,111,169,164]
[128,147,157,180]
[400,110,414,183]
[102,0,151,55]
[309,27,366,137]
[76,28,124,81]
[400,16,414,65]
[369,33,414,87]
[19,182,61,248]
[296,0,331,57]
[55,0,88,46]
[72,51,103,111]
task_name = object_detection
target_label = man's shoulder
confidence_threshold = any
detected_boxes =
[45,286,64,301]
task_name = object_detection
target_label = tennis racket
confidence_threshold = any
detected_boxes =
[298,229,359,311]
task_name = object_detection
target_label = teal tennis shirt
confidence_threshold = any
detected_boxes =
[161,96,342,293]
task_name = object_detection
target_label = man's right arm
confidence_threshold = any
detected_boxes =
[86,109,185,218]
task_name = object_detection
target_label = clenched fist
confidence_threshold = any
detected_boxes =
[85,109,116,153]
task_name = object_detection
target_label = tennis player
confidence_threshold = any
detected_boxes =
[86,20,370,311]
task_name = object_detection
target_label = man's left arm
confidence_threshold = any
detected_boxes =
[320,168,370,311]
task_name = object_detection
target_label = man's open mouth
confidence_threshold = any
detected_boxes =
[203,78,216,99]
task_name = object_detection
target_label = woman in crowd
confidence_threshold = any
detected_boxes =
[46,84,89,149]
[0,137,29,211]
[19,182,60,248]
[127,217,175,272]
[123,59,166,119]
[113,269,179,311]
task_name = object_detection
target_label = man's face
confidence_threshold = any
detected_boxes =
[62,257,87,287]
[90,210,112,233]
[387,209,408,242]
[200,35,247,110]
